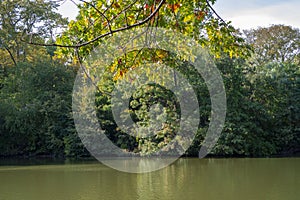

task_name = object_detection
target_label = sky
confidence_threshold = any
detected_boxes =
[214,0,300,29]
[57,0,300,30]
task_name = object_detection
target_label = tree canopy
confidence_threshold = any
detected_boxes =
[0,0,299,158]
[0,0,68,66]
[22,0,251,62]
[244,24,300,65]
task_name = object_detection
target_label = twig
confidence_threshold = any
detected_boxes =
[4,46,17,66]
[74,47,111,96]
[205,0,226,24]
[78,0,113,35]
[23,0,165,48]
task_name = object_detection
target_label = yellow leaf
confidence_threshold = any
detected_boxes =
[229,50,233,58]
[110,62,117,72]
[183,14,194,23]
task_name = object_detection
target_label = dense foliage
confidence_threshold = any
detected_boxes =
[0,1,299,157]
[53,0,251,61]
[0,61,88,157]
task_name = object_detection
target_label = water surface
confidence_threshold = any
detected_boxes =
[0,158,298,200]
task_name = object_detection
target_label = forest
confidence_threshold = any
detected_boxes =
[0,0,299,158]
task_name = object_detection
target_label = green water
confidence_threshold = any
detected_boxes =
[0,158,299,200]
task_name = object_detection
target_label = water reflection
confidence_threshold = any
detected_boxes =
[0,158,298,200]
[101,157,177,173]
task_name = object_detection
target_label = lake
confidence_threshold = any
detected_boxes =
[0,158,299,200]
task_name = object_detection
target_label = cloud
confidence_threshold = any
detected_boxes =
[214,0,300,29]
[57,0,80,21]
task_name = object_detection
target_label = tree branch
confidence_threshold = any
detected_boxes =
[78,0,113,35]
[74,47,111,96]
[205,0,226,24]
[4,46,17,67]
[23,0,165,48]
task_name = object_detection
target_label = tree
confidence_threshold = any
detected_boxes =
[4,1,298,158]
[22,0,251,62]
[247,61,300,155]
[0,61,88,157]
[243,25,300,155]
[27,0,249,156]
[244,25,300,65]
[0,0,68,66]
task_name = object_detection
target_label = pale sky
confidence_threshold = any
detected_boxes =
[214,0,300,29]
[57,0,300,30]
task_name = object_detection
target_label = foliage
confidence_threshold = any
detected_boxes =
[92,51,211,155]
[0,0,298,158]
[54,0,251,62]
[244,25,300,65]
[210,58,300,156]
[247,62,300,155]
[0,61,87,157]
[1,56,298,157]
[52,0,252,156]
[0,0,68,66]
[92,54,300,157]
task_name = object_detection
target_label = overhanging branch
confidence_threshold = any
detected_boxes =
[22,0,166,48]
[205,0,226,24]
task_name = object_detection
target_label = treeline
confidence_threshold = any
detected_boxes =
[0,62,88,157]
[0,0,299,158]
[0,45,299,157]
